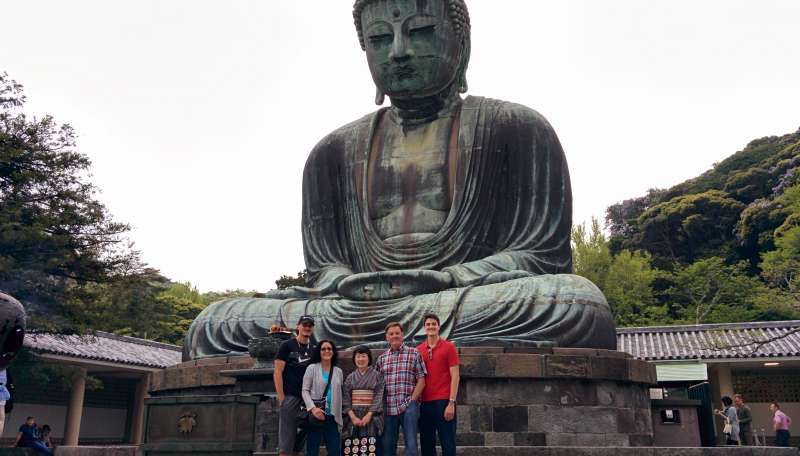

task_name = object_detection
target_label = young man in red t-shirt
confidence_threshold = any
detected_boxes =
[416,313,460,456]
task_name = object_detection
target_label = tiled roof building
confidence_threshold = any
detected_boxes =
[617,320,800,360]
[24,331,182,369]
[618,320,800,447]
[5,332,181,446]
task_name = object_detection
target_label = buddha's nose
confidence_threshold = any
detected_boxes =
[390,34,414,62]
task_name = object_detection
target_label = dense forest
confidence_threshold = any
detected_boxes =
[2,71,798,349]
[574,127,800,326]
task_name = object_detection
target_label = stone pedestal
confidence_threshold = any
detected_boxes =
[144,345,800,456]
[220,368,280,453]
[141,395,258,455]
[452,347,656,447]
[150,347,657,452]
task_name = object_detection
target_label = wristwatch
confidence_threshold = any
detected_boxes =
[449,399,456,404]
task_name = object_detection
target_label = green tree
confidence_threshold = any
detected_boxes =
[571,219,611,287]
[202,289,265,302]
[155,282,209,345]
[758,182,800,300]
[663,257,795,324]
[634,190,745,267]
[761,226,800,295]
[1,72,141,331]
[572,219,665,326]
[76,269,172,340]
[275,270,308,289]
[604,250,665,326]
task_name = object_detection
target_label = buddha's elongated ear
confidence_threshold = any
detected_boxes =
[457,36,471,94]
[375,86,386,105]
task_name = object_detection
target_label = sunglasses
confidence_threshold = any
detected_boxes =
[320,347,333,352]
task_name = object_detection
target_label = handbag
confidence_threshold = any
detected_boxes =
[297,365,334,430]
[722,411,732,435]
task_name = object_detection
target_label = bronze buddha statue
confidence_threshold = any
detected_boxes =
[184,0,616,359]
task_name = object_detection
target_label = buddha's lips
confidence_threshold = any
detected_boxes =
[391,66,417,80]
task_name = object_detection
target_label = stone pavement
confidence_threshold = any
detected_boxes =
[254,446,799,456]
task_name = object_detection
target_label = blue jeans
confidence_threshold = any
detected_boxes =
[420,400,457,456]
[22,441,53,456]
[306,415,340,456]
[383,400,420,456]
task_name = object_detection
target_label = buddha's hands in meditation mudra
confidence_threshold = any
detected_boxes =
[263,270,453,301]
[338,270,452,301]
[337,270,532,301]
[263,269,533,301]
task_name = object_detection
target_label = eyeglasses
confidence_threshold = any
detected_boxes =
[427,347,434,360]
[320,347,333,352]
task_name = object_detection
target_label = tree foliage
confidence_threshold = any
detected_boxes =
[662,257,794,324]
[761,226,800,294]
[632,190,745,267]
[572,219,665,326]
[1,72,142,331]
[275,270,308,289]
[601,127,800,326]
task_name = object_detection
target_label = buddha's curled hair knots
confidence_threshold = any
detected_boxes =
[353,0,471,51]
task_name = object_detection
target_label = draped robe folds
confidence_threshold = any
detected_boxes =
[183,96,617,360]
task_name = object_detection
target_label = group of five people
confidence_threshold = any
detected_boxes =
[274,313,459,456]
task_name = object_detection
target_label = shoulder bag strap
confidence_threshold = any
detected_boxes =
[322,365,334,398]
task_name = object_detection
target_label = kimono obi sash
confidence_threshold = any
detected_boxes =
[351,389,374,407]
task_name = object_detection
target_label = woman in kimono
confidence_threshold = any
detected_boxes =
[343,345,386,456]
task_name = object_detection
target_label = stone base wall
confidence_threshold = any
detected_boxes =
[455,377,653,447]
[452,348,655,447]
[153,348,659,451]
[54,447,141,456]
[151,356,253,394]
[142,395,258,456]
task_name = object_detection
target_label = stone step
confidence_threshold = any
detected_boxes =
[54,446,140,456]
[0,449,37,456]
[255,446,798,456]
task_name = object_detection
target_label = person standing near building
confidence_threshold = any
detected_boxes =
[715,396,740,445]
[275,315,317,456]
[376,322,426,456]
[770,402,792,447]
[0,368,10,437]
[734,394,752,445]
[416,313,460,456]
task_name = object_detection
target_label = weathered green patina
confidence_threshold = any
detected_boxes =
[184,0,616,359]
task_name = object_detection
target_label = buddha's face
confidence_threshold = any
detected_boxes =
[361,0,463,100]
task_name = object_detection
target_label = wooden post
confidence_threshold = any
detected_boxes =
[63,367,87,446]
[129,373,151,444]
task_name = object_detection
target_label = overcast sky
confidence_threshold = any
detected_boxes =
[2,1,799,292]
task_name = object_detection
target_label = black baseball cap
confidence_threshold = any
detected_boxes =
[297,315,315,326]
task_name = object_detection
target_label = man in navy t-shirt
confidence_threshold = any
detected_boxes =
[14,416,53,455]
[274,315,317,455]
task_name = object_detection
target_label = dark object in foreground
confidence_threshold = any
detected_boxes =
[0,292,26,369]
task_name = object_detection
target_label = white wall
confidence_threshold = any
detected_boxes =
[3,403,127,440]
